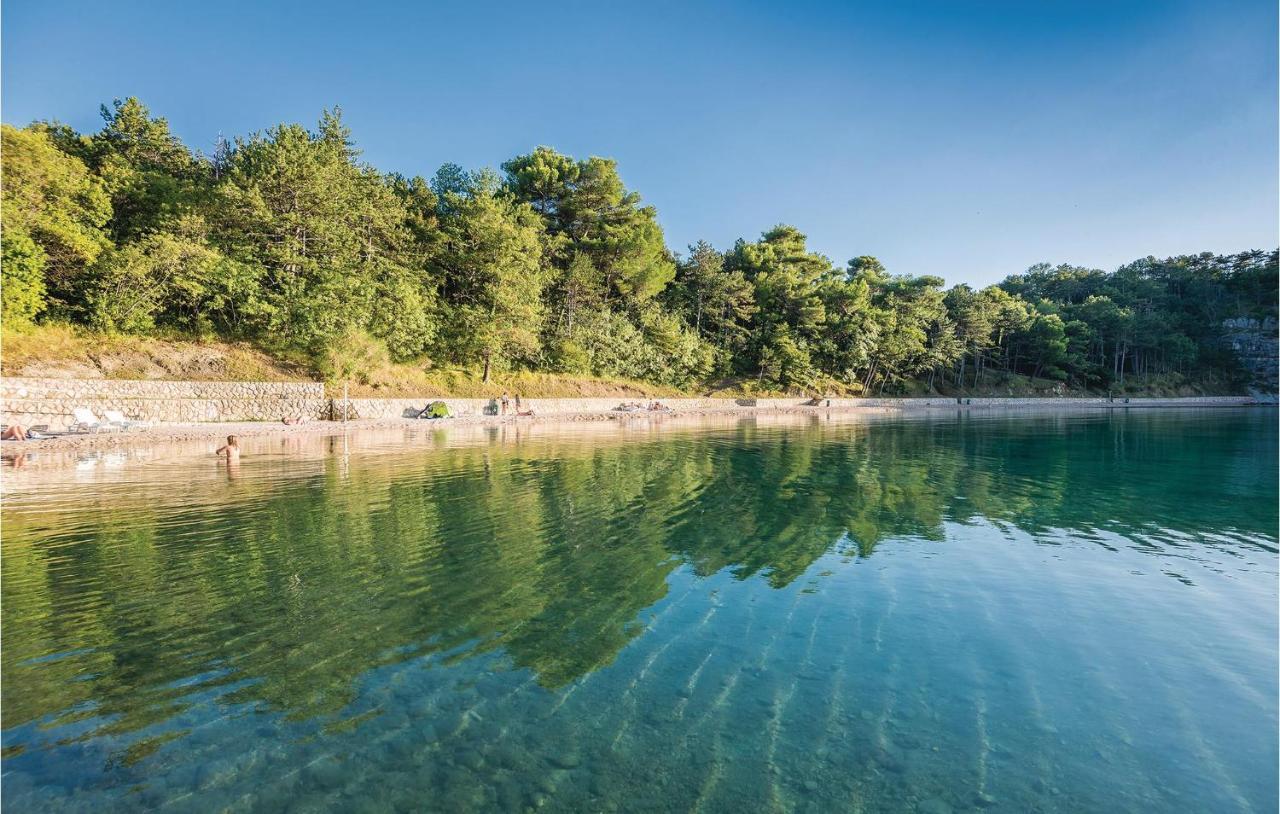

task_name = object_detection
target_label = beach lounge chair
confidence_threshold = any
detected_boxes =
[104,410,150,431]
[69,408,111,433]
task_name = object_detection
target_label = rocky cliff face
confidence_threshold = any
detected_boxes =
[1223,317,1278,392]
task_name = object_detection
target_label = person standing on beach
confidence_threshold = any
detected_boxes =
[501,391,511,415]
[515,393,522,412]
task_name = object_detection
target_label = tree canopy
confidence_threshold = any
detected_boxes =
[3,99,1276,391]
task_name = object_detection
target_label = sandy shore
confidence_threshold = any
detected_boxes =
[0,396,1265,456]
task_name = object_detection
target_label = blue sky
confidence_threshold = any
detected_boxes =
[4,0,1276,285]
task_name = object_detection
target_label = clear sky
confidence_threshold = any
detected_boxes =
[3,0,1276,286]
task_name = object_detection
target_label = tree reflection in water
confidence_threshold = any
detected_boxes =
[3,410,1274,741]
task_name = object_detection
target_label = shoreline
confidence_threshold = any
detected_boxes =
[1,396,1267,455]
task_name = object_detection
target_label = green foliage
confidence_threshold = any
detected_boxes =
[89,98,205,240]
[83,218,251,335]
[368,269,437,361]
[566,309,661,382]
[314,329,392,385]
[1,226,48,326]
[669,243,753,336]
[503,147,677,367]
[1025,313,1070,380]
[996,252,1278,388]
[1,123,111,316]
[3,99,1276,393]
[725,225,833,389]
[435,170,546,377]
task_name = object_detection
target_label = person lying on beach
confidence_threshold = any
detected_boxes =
[517,408,536,417]
[281,416,307,425]
[215,435,240,462]
[648,401,670,412]
[2,425,28,441]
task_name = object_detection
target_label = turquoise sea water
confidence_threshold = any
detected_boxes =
[2,409,1276,813]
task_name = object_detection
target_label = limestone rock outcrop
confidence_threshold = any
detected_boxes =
[1223,317,1278,392]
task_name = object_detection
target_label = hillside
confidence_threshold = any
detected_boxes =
[0,325,681,398]
[2,325,1249,399]
[3,100,1275,405]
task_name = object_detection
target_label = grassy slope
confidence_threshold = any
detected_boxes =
[0,325,681,398]
[1,325,1242,399]
[2,325,313,382]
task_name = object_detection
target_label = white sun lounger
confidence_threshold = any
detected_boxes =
[69,408,112,433]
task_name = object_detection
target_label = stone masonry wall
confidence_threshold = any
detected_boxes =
[1,378,326,430]
[330,394,1256,420]
[0,376,1257,430]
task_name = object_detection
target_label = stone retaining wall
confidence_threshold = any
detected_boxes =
[0,376,1258,430]
[329,397,728,419]
[329,394,1257,420]
[1,377,325,430]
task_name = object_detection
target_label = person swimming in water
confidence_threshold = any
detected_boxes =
[215,435,240,462]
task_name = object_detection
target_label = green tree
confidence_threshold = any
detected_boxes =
[1,227,48,326]
[435,169,546,381]
[214,109,420,351]
[87,98,204,241]
[1024,312,1069,380]
[1,124,112,319]
[667,241,755,371]
[79,215,264,336]
[503,147,675,307]
[816,273,877,387]
[944,284,996,387]
[851,262,949,393]
[727,225,832,388]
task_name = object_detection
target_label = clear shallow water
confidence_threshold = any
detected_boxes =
[2,409,1276,813]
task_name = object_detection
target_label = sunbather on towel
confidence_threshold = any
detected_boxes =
[2,425,28,441]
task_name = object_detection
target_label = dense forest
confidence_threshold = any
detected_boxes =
[3,98,1275,393]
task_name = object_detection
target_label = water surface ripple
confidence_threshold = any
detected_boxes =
[2,409,1276,812]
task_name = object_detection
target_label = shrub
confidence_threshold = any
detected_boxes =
[313,330,392,385]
